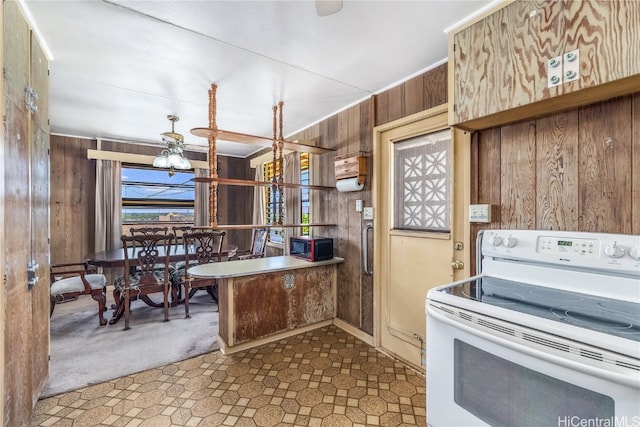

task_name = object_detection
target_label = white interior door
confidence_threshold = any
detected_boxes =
[373,106,469,370]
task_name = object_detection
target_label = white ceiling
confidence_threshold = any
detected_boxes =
[23,0,492,158]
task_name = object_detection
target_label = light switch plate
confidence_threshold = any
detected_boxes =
[363,207,374,220]
[355,199,363,212]
[469,204,491,223]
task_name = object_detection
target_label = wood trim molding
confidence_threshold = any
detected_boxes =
[373,104,448,135]
[87,148,209,170]
[453,74,640,131]
[0,3,5,422]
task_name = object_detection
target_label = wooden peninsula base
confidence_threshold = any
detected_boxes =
[188,256,344,354]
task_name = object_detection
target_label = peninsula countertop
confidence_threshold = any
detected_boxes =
[188,255,344,279]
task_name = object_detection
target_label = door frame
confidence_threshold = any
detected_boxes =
[371,104,471,348]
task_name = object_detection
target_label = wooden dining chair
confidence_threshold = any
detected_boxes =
[171,225,193,242]
[171,230,226,318]
[129,226,169,236]
[112,232,174,330]
[231,227,268,260]
[50,262,108,325]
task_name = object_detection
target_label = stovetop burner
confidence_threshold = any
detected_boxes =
[438,276,640,342]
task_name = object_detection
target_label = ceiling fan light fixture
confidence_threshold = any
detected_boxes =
[315,0,343,16]
[153,114,192,173]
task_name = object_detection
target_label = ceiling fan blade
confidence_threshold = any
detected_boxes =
[315,0,343,16]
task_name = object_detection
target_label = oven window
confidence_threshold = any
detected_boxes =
[454,340,614,426]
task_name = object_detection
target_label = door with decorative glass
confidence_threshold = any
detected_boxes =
[373,105,469,369]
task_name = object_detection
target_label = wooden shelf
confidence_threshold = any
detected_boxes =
[190,128,335,155]
[194,223,336,230]
[193,176,335,191]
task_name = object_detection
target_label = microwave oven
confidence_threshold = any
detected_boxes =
[289,236,333,261]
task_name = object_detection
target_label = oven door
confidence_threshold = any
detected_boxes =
[426,303,640,427]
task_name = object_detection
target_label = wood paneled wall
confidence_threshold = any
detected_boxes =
[49,136,252,264]
[50,137,97,263]
[469,93,640,272]
[289,63,448,335]
[216,156,253,251]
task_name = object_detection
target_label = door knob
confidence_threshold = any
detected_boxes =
[451,260,464,270]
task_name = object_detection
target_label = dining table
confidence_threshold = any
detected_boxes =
[84,243,238,324]
[85,243,238,269]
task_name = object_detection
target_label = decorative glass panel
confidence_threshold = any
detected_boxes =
[393,129,451,232]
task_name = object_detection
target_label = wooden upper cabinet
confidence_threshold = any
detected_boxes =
[450,0,640,130]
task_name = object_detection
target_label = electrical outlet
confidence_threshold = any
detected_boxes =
[355,199,363,212]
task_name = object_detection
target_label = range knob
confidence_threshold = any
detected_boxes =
[629,247,640,261]
[604,243,625,258]
[503,236,518,248]
[487,235,502,247]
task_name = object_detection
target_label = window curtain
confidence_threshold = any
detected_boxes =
[194,168,209,227]
[284,152,301,255]
[95,159,122,252]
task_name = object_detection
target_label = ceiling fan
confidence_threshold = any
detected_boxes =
[315,0,343,16]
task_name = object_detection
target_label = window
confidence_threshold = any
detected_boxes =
[121,165,195,235]
[300,153,310,236]
[263,152,310,243]
[393,129,451,232]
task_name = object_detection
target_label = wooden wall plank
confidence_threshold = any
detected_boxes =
[423,63,448,109]
[375,91,389,128]
[344,104,362,327]
[386,85,404,123]
[470,128,501,273]
[50,136,65,262]
[359,98,374,335]
[336,108,350,322]
[578,97,632,233]
[535,110,579,230]
[403,75,424,117]
[500,121,536,229]
[633,93,640,235]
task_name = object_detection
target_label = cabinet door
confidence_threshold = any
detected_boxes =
[451,0,640,130]
[2,1,50,424]
[30,32,51,395]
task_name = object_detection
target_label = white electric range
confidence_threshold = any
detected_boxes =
[426,230,640,427]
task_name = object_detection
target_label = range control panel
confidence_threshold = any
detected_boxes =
[481,230,640,275]
[537,236,598,258]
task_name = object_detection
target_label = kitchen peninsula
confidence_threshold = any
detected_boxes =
[189,256,344,354]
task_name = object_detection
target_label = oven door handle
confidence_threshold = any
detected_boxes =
[427,305,640,389]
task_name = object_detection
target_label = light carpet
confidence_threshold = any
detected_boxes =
[43,291,220,398]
